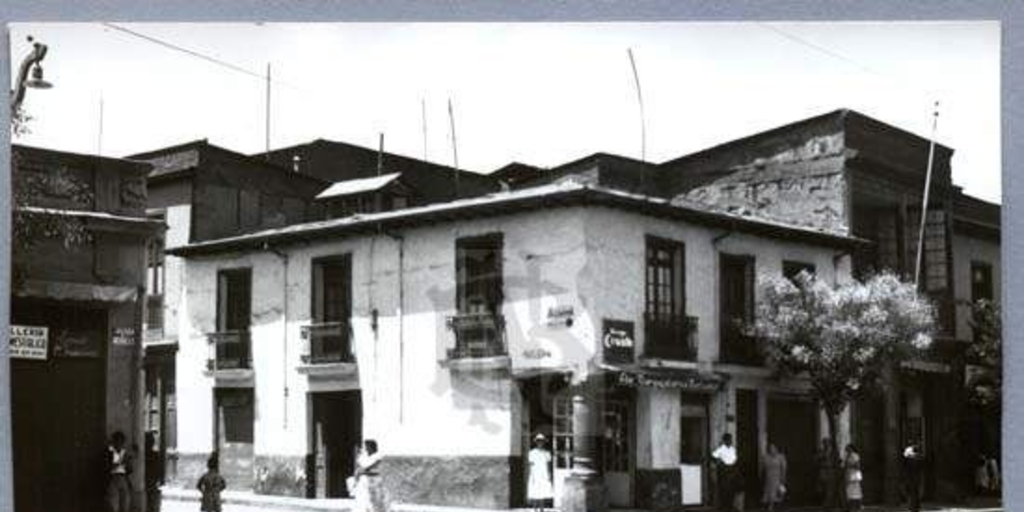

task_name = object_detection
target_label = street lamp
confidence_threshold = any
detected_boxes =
[10,36,53,116]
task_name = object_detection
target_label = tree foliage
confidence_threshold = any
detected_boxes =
[11,108,93,286]
[754,271,936,417]
[967,299,1001,408]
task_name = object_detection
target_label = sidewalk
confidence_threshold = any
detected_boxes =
[157,487,1002,512]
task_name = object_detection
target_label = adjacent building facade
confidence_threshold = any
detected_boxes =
[145,109,999,509]
[10,145,162,512]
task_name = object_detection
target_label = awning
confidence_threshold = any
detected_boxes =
[901,359,951,374]
[14,279,138,303]
[610,366,726,392]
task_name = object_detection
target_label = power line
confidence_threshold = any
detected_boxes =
[101,22,309,94]
[756,22,941,104]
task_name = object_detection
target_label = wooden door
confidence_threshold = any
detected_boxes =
[736,389,759,508]
[767,395,819,505]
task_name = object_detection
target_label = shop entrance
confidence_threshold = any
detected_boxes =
[517,374,566,507]
[214,388,255,489]
[551,390,635,509]
[309,391,362,498]
[11,300,108,512]
[767,394,820,506]
[680,393,710,506]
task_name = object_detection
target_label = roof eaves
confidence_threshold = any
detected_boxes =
[168,183,866,258]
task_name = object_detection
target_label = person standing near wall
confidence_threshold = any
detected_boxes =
[354,440,384,512]
[105,431,134,512]
[761,443,787,512]
[843,444,863,512]
[902,443,925,512]
[713,433,740,512]
[527,434,554,512]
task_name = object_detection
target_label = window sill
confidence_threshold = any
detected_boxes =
[202,367,255,387]
[440,355,511,372]
[297,361,358,377]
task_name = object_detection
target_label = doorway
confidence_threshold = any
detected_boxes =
[551,391,635,509]
[767,394,819,505]
[735,389,759,509]
[310,391,362,498]
[214,388,255,489]
[680,393,710,506]
[11,300,108,512]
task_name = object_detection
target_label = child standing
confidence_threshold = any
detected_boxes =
[197,454,226,512]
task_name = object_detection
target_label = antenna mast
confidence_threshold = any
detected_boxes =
[264,63,271,158]
[448,98,460,199]
[914,101,940,288]
[627,48,647,163]
[421,97,428,161]
[377,133,385,177]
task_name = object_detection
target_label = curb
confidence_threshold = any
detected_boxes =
[160,487,353,511]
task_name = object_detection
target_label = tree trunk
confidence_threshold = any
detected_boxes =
[826,405,843,512]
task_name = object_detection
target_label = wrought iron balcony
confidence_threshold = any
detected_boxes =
[300,321,354,364]
[206,330,251,370]
[446,312,507,360]
[719,323,764,366]
[644,313,698,361]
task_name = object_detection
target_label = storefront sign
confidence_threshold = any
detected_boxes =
[10,325,48,360]
[522,348,552,360]
[112,327,136,346]
[617,370,722,392]
[901,359,950,374]
[603,319,635,364]
[546,305,575,327]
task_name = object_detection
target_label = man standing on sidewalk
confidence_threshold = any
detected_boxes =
[903,443,925,512]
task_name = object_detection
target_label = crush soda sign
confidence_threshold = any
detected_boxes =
[10,325,48,360]
[602,319,634,364]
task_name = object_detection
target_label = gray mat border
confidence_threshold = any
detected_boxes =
[1,3,1019,512]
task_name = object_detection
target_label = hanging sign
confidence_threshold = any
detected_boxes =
[112,327,137,346]
[10,325,48,360]
[602,319,635,364]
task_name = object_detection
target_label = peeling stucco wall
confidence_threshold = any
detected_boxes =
[677,134,852,235]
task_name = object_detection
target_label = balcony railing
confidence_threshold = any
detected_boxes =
[644,313,699,361]
[300,321,354,364]
[446,312,507,360]
[206,330,251,370]
[720,323,764,366]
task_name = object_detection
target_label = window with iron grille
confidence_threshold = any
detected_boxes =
[782,260,816,285]
[971,261,994,303]
[146,212,166,334]
[308,255,353,363]
[645,237,692,360]
[456,234,503,314]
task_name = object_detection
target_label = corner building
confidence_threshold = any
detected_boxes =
[170,177,863,509]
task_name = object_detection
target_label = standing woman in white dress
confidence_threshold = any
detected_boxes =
[353,440,384,512]
[527,434,554,512]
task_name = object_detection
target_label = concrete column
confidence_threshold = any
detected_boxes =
[563,393,606,512]
[882,362,901,505]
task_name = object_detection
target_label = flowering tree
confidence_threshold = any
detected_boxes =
[753,271,935,490]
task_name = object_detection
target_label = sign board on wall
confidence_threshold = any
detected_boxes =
[10,325,48,360]
[111,327,136,346]
[602,319,635,364]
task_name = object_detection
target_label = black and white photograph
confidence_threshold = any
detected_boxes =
[6,20,1002,512]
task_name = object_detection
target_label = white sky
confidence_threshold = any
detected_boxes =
[9,22,1001,202]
